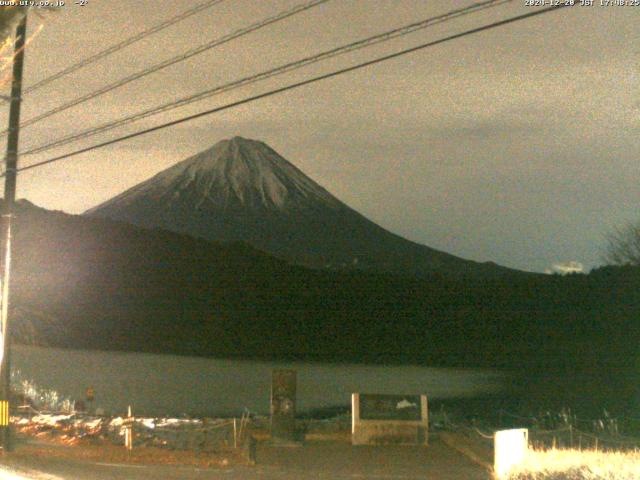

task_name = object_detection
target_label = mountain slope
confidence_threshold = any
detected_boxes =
[7,200,522,366]
[85,136,518,278]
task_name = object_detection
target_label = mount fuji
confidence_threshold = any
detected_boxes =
[86,136,516,278]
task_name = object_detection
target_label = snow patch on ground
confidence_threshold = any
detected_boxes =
[29,414,74,427]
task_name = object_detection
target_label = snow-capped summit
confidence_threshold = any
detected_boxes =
[89,136,340,213]
[86,137,514,278]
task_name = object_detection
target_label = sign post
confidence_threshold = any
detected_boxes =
[270,369,297,444]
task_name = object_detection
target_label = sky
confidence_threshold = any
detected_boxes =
[0,0,637,273]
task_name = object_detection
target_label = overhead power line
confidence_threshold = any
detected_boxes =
[0,0,329,137]
[22,0,512,157]
[8,4,570,177]
[20,0,228,96]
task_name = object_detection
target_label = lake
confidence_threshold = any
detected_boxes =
[12,345,505,417]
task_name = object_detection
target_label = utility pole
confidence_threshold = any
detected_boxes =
[0,13,28,453]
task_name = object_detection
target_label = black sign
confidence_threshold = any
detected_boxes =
[271,369,297,442]
[359,394,422,421]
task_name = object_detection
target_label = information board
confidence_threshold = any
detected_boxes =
[359,394,422,421]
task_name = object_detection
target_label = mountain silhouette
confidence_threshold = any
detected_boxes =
[86,136,519,278]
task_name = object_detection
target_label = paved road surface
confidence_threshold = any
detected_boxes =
[1,439,490,479]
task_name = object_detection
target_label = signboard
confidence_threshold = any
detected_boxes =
[359,394,422,421]
[270,369,296,443]
[352,393,428,445]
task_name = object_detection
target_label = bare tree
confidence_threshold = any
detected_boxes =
[604,221,640,266]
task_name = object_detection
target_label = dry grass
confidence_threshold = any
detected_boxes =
[505,448,640,480]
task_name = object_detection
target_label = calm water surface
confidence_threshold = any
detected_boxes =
[12,345,505,417]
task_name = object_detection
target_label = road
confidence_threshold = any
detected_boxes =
[1,438,490,479]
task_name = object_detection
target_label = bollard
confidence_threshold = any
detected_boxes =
[124,405,134,452]
[494,429,528,479]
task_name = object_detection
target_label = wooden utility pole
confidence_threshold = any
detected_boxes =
[0,13,28,452]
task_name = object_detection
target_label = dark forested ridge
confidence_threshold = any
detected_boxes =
[6,200,640,412]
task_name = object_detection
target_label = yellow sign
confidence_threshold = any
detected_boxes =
[0,400,9,426]
[86,386,95,401]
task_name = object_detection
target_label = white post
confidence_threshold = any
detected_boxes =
[125,405,133,451]
[233,418,237,448]
[494,428,528,478]
[351,393,359,434]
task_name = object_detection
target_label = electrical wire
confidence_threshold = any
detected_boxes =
[1,0,330,137]
[21,0,512,157]
[19,0,228,96]
[7,3,570,177]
